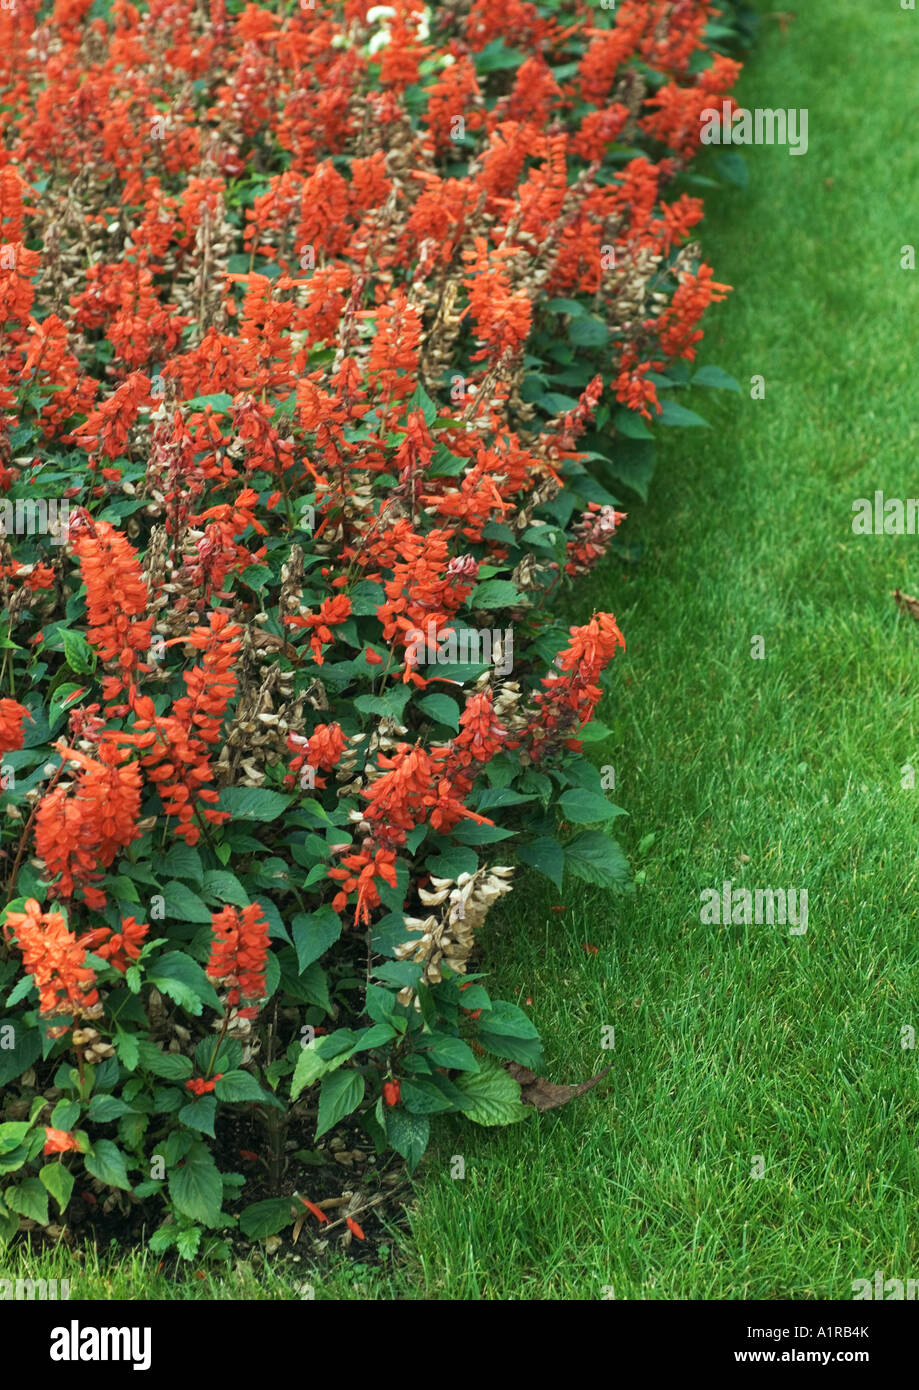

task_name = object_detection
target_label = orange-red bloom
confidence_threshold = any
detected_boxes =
[206,904,271,1007]
[43,1128,83,1154]
[4,898,99,1030]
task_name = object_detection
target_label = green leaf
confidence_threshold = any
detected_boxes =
[384,1108,429,1172]
[299,961,332,1013]
[214,1070,271,1104]
[469,579,524,609]
[61,628,95,674]
[478,1001,544,1067]
[536,391,579,415]
[185,392,234,412]
[148,950,222,1014]
[290,1042,347,1100]
[114,1030,139,1071]
[0,1020,41,1085]
[613,408,654,440]
[291,906,342,974]
[714,151,748,188]
[162,844,204,884]
[354,686,412,719]
[516,836,564,890]
[0,1122,31,1155]
[657,398,710,428]
[168,1140,224,1228]
[50,1099,80,1131]
[315,1069,365,1139]
[84,1139,132,1191]
[201,869,250,906]
[175,1226,202,1261]
[425,846,478,879]
[48,683,88,732]
[564,831,630,888]
[177,1096,217,1137]
[558,788,626,824]
[162,880,213,924]
[240,1196,294,1239]
[416,694,460,730]
[6,1177,49,1224]
[39,1162,74,1214]
[568,315,609,348]
[400,1078,456,1115]
[136,1041,194,1081]
[452,1060,529,1126]
[423,1036,479,1072]
[349,580,386,616]
[215,787,292,821]
[87,1094,132,1123]
[692,364,741,392]
[451,820,515,845]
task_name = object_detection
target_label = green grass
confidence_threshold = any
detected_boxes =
[6,0,919,1301]
[382,0,919,1299]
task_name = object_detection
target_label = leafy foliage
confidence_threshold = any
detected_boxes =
[0,0,741,1253]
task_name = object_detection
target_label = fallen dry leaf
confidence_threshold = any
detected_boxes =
[506,1063,611,1112]
[894,589,919,623]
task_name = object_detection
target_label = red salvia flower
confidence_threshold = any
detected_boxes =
[4,898,99,1033]
[206,904,271,1008]
[0,697,31,753]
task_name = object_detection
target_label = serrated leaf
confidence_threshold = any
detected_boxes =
[168,1140,223,1227]
[215,787,292,821]
[657,398,710,428]
[290,1042,347,1100]
[201,869,250,906]
[214,1069,271,1104]
[175,1226,202,1261]
[384,1108,429,1172]
[161,880,213,924]
[162,844,204,883]
[87,1094,132,1123]
[177,1095,217,1137]
[468,579,524,610]
[517,834,567,889]
[423,1035,479,1072]
[6,1177,48,1224]
[136,1041,194,1081]
[692,364,741,392]
[61,628,95,674]
[240,1196,294,1239]
[315,1069,365,1139]
[148,950,221,1014]
[564,831,630,888]
[416,693,460,730]
[39,1162,74,1213]
[0,1020,41,1085]
[291,906,342,974]
[568,315,609,347]
[558,787,626,824]
[452,1060,529,1126]
[84,1139,132,1191]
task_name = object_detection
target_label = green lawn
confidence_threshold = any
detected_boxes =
[384,0,919,1300]
[6,0,919,1300]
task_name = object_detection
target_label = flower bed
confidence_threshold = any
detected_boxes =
[0,0,743,1256]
